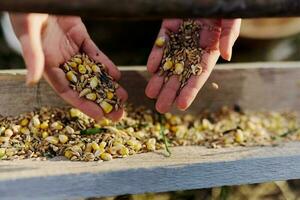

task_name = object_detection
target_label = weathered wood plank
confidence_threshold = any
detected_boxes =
[0,62,299,116]
[0,62,299,199]
[1,142,300,200]
[1,0,300,19]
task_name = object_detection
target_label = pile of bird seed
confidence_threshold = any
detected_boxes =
[61,53,120,114]
[0,105,299,162]
[156,19,204,89]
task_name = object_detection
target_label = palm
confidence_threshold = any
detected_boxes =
[146,19,240,113]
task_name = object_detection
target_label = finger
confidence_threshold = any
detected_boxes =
[147,28,167,74]
[176,50,220,110]
[197,19,222,50]
[106,109,124,122]
[219,19,241,61]
[156,76,180,113]
[116,87,128,103]
[10,14,48,86]
[147,19,183,74]
[145,74,165,99]
[82,38,121,80]
[44,67,105,121]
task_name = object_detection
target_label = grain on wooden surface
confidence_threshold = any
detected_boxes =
[0,62,299,199]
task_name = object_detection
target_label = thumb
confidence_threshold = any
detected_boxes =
[10,13,47,86]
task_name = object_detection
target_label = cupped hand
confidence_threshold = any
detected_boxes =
[146,19,241,113]
[9,13,128,121]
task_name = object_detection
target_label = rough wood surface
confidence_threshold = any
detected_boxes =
[0,62,299,116]
[1,143,300,200]
[1,0,300,19]
[0,62,299,199]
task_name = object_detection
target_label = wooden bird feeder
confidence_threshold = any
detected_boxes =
[1,1,300,199]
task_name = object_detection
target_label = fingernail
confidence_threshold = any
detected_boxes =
[227,49,232,61]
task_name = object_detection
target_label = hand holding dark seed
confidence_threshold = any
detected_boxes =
[146,19,241,113]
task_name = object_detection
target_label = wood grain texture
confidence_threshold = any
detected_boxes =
[1,0,300,19]
[0,62,299,116]
[1,143,300,200]
[0,62,299,199]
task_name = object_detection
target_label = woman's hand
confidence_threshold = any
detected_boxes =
[9,13,128,121]
[146,19,241,113]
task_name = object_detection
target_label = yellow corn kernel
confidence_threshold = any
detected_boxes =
[100,152,112,161]
[51,122,64,131]
[0,148,5,158]
[94,149,105,157]
[45,136,59,145]
[70,108,82,118]
[170,115,180,125]
[163,60,173,71]
[170,126,178,132]
[42,131,49,139]
[4,129,13,138]
[20,118,29,126]
[90,76,98,89]
[91,142,100,151]
[58,135,69,144]
[99,141,107,149]
[155,36,166,47]
[100,101,113,114]
[20,127,30,135]
[64,150,74,159]
[73,57,82,64]
[98,118,111,127]
[85,93,97,101]
[235,130,245,143]
[94,124,101,128]
[78,64,87,74]
[146,138,156,151]
[165,123,170,130]
[174,63,184,75]
[119,146,129,157]
[69,61,77,69]
[85,143,92,153]
[106,91,114,100]
[154,124,161,131]
[91,64,100,73]
[40,122,49,130]
[66,71,77,83]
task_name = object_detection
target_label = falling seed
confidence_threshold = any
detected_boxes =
[212,82,219,90]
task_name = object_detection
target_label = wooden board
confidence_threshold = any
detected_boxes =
[0,62,300,199]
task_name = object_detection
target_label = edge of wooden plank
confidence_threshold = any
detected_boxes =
[1,142,300,199]
[1,61,300,75]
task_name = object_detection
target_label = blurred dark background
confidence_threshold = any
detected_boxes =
[2,18,300,69]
